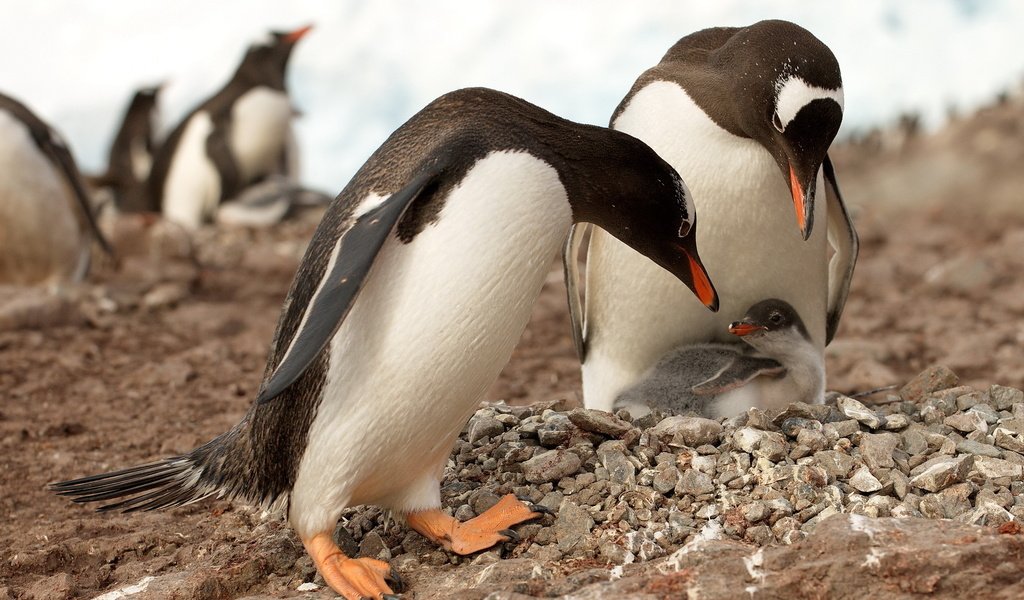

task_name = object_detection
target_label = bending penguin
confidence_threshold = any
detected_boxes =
[92,85,162,213]
[52,87,718,600]
[565,20,858,411]
[0,91,113,286]
[614,299,824,419]
[148,26,311,228]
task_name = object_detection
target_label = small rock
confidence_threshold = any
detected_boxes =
[881,413,911,431]
[554,499,594,552]
[653,466,680,494]
[733,427,787,461]
[359,531,391,560]
[676,469,715,496]
[650,416,723,447]
[900,366,960,402]
[859,432,900,471]
[521,450,582,484]
[910,455,974,492]
[945,412,988,435]
[836,395,883,429]
[973,457,1024,479]
[955,439,1003,458]
[849,466,883,493]
[468,415,505,443]
[993,428,1024,453]
[568,408,632,438]
[989,385,1024,411]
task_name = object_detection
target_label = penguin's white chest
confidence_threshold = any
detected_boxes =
[289,151,572,537]
[0,111,86,284]
[161,111,220,229]
[583,81,828,410]
[229,87,292,184]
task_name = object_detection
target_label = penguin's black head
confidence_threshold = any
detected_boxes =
[719,20,843,240]
[236,25,313,89]
[574,130,718,312]
[729,298,810,342]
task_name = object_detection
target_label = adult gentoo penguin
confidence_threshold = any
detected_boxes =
[614,299,824,419]
[0,92,113,285]
[566,20,858,411]
[52,87,718,600]
[149,26,311,228]
[93,85,162,213]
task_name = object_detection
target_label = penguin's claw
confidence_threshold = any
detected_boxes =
[302,533,397,600]
[406,493,545,555]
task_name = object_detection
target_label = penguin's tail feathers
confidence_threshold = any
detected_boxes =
[49,455,219,513]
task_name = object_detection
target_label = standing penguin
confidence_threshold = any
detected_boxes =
[0,92,113,286]
[614,299,824,419]
[52,87,718,600]
[566,20,858,411]
[149,26,311,228]
[93,85,162,213]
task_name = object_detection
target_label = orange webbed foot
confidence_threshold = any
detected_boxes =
[406,493,551,555]
[302,533,403,599]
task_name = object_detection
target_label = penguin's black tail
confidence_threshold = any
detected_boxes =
[49,454,218,512]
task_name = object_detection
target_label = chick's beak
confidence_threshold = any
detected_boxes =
[729,321,767,337]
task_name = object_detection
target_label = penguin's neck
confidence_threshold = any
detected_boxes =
[752,333,826,404]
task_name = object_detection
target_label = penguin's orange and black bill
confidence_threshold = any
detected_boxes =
[686,249,719,311]
[283,25,313,43]
[787,164,816,241]
[729,321,767,337]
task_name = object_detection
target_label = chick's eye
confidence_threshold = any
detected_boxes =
[769,312,783,324]
[772,111,784,132]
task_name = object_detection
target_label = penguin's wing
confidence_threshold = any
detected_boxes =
[36,128,115,257]
[563,222,589,362]
[256,169,439,404]
[823,154,859,345]
[691,355,785,395]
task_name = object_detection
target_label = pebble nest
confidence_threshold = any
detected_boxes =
[332,364,1024,574]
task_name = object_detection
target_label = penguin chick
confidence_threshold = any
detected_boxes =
[149,25,312,228]
[0,91,113,286]
[614,299,823,419]
[52,87,718,600]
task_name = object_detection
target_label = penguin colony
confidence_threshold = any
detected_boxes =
[29,19,856,600]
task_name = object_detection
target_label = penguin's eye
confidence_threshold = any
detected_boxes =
[772,111,784,132]
[769,312,783,324]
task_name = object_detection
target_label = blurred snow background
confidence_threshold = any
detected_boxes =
[1,0,1022,193]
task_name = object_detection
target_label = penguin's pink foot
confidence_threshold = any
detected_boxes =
[405,493,548,555]
[302,533,402,600]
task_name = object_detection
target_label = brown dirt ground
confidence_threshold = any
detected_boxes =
[2,95,1024,598]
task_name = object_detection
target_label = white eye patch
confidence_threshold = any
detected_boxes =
[774,76,844,131]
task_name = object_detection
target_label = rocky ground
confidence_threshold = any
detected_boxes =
[3,92,1024,598]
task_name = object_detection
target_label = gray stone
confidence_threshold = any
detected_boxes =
[814,450,856,479]
[882,413,911,431]
[989,385,1024,411]
[955,439,1003,458]
[521,450,582,484]
[554,499,594,552]
[837,395,883,429]
[650,415,723,447]
[676,469,715,496]
[826,419,862,439]
[598,447,636,486]
[994,428,1024,453]
[909,455,974,492]
[653,467,679,495]
[973,456,1024,479]
[468,414,505,443]
[945,412,988,434]
[568,408,632,438]
[900,365,960,402]
[859,432,900,471]
[849,466,883,493]
[733,427,787,461]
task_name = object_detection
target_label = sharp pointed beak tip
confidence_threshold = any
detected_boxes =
[284,24,314,43]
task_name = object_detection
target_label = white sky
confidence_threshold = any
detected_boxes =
[1,0,1022,192]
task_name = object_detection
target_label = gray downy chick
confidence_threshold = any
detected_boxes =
[614,298,824,418]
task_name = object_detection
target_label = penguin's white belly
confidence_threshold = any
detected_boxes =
[229,87,292,185]
[583,81,828,410]
[289,151,571,537]
[162,111,220,229]
[0,111,85,285]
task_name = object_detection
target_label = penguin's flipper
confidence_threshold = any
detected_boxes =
[37,129,115,258]
[691,355,785,395]
[563,222,589,362]
[256,169,440,404]
[822,154,859,345]
[206,118,241,202]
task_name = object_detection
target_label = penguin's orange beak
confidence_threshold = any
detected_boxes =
[283,25,313,43]
[789,165,807,237]
[729,322,766,337]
